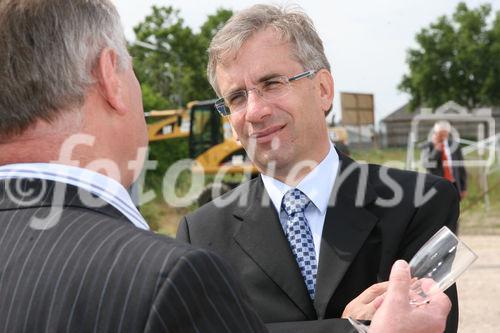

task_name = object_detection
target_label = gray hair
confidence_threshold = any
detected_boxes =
[207,4,331,96]
[0,0,130,139]
[434,120,452,132]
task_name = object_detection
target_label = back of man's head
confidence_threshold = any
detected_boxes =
[0,0,129,140]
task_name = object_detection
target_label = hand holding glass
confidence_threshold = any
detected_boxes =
[349,226,478,332]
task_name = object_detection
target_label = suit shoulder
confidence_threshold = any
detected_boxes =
[367,163,445,187]
[59,205,196,257]
[185,177,260,221]
[365,163,458,202]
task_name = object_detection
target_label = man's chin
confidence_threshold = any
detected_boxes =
[254,151,288,175]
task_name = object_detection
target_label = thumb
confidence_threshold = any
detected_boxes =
[385,260,411,305]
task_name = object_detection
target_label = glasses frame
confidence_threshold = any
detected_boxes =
[214,69,317,117]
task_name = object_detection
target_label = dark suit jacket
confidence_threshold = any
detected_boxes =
[177,153,459,333]
[422,141,467,193]
[0,178,266,333]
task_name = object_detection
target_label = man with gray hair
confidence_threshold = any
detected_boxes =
[178,4,459,332]
[0,1,267,331]
[0,1,454,332]
[423,121,467,200]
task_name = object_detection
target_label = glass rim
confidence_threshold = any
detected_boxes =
[410,225,479,268]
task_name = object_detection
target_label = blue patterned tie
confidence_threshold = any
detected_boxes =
[281,188,318,301]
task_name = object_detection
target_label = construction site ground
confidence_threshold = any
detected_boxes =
[457,234,500,332]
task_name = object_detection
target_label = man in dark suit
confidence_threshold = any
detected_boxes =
[0,178,266,332]
[0,1,453,332]
[0,1,266,331]
[177,4,459,332]
[422,121,467,200]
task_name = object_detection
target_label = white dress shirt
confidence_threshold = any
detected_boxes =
[443,141,453,168]
[261,142,339,261]
[0,163,149,230]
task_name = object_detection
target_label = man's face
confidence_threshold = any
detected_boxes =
[434,129,450,144]
[215,28,331,178]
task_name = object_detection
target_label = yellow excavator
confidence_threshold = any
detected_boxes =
[146,108,190,141]
[147,100,257,204]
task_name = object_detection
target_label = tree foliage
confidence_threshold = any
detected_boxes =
[399,2,500,110]
[129,6,233,111]
[128,6,233,190]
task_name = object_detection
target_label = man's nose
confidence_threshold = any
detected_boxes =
[245,89,271,122]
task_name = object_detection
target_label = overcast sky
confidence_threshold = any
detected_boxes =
[114,0,500,124]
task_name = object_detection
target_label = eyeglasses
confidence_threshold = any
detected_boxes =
[214,70,317,116]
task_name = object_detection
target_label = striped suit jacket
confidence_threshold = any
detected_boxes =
[0,178,266,332]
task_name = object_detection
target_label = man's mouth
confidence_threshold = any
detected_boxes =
[249,125,285,144]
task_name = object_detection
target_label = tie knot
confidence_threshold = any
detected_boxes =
[281,188,311,217]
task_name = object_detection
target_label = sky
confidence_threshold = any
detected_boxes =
[114,0,500,124]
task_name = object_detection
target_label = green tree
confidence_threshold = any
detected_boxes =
[482,10,500,106]
[399,3,500,110]
[128,6,233,196]
[129,6,233,110]
[197,8,234,85]
[129,6,198,109]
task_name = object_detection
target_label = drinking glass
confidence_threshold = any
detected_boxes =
[348,226,478,333]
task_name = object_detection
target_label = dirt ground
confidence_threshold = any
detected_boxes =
[457,235,500,332]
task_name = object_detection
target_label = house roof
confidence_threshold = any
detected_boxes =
[381,103,418,122]
[382,102,500,123]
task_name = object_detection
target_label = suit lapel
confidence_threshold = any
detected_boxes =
[233,178,317,319]
[314,153,379,318]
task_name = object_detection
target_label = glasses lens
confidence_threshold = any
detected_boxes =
[260,76,289,102]
[224,91,248,114]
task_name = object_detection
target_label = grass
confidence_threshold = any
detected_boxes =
[459,167,500,234]
[351,147,500,234]
[350,147,409,165]
[142,147,500,237]
[141,197,190,236]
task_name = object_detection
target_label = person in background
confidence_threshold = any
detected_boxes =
[423,120,467,200]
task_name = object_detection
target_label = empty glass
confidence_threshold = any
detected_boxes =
[349,226,478,332]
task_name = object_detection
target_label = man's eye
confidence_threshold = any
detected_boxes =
[228,92,247,106]
[263,79,284,90]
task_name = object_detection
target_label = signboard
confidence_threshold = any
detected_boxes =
[341,92,374,126]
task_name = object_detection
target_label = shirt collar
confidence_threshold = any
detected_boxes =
[0,163,149,230]
[261,142,339,214]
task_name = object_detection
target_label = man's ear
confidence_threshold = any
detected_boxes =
[94,48,127,115]
[316,69,334,114]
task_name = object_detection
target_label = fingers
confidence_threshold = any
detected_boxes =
[372,294,385,309]
[341,281,389,320]
[420,278,439,295]
[427,291,452,318]
[356,281,389,303]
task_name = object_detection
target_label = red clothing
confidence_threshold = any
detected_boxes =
[441,147,455,182]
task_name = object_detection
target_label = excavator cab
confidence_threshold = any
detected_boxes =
[146,99,254,182]
[188,100,224,159]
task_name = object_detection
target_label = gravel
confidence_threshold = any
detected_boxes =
[457,235,500,332]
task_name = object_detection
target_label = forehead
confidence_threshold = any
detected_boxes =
[216,28,302,92]
[435,128,449,134]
